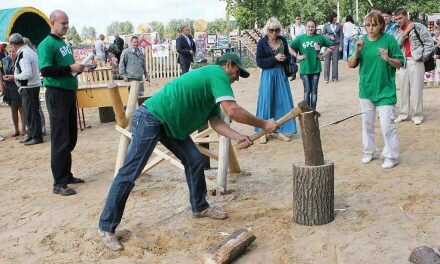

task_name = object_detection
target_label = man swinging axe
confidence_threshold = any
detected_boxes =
[98,53,277,251]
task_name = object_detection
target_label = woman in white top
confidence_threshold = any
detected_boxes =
[95,34,106,61]
[342,15,357,61]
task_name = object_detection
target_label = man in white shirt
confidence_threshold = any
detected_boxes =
[290,15,306,41]
[9,33,43,145]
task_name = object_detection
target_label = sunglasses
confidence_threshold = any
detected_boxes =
[269,28,280,33]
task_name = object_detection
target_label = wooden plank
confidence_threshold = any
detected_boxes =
[76,85,129,108]
[114,81,140,177]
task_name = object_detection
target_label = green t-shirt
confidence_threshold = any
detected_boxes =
[354,34,404,106]
[289,34,333,74]
[37,34,78,90]
[145,65,234,139]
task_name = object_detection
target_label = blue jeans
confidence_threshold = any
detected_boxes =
[343,35,354,61]
[99,105,209,233]
[300,73,320,110]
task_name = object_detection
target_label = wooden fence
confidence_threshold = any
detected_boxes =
[145,46,181,79]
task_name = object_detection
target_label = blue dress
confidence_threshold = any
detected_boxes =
[255,36,297,134]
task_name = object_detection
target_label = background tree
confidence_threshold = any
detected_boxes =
[106,21,135,36]
[164,18,195,39]
[207,18,234,36]
[65,26,81,46]
[149,21,165,38]
[80,26,97,43]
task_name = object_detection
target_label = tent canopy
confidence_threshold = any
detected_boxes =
[0,7,50,46]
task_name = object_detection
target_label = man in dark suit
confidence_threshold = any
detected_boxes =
[113,33,124,62]
[176,25,196,74]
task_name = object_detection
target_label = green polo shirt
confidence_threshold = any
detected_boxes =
[145,65,234,139]
[37,34,78,90]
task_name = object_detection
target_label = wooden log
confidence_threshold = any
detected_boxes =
[409,246,440,264]
[292,161,334,226]
[228,142,241,174]
[298,111,324,166]
[114,81,140,177]
[108,83,128,128]
[198,122,211,169]
[203,229,256,264]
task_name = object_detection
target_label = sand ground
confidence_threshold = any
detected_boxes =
[1,62,440,263]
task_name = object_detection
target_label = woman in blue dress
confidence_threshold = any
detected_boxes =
[256,17,297,143]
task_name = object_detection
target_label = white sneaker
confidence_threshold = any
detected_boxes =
[382,158,397,169]
[98,229,124,251]
[394,115,408,123]
[413,119,423,125]
[362,153,373,164]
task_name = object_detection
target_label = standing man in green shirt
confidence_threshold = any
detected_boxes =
[289,18,333,110]
[98,53,277,251]
[38,10,92,196]
[348,12,404,169]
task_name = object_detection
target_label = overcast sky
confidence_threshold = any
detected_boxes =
[1,0,228,34]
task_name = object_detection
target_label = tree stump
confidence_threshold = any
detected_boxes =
[409,246,440,264]
[293,161,334,225]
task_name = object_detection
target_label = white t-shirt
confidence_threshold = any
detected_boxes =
[290,24,306,40]
[343,22,358,37]
[95,39,105,58]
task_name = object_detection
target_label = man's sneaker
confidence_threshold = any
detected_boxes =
[23,138,43,146]
[382,158,397,169]
[98,229,124,251]
[362,153,373,164]
[394,115,408,123]
[53,186,76,196]
[413,119,423,125]
[19,137,32,144]
[193,207,228,220]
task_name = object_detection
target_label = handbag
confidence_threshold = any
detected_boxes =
[413,27,436,72]
[283,36,298,78]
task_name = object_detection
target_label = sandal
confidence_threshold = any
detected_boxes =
[276,133,291,142]
[259,134,267,144]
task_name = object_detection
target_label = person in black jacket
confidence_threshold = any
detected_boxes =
[113,33,124,62]
[255,17,297,144]
[176,25,196,74]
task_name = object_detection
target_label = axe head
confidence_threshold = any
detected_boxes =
[296,100,321,117]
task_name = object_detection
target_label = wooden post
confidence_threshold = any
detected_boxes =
[107,83,128,128]
[298,111,324,166]
[114,81,140,177]
[203,229,256,264]
[198,123,211,169]
[292,161,334,225]
[217,112,230,193]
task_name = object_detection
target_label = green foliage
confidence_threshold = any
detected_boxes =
[65,26,81,46]
[80,26,97,42]
[149,21,165,38]
[106,21,135,36]
[207,18,234,35]
[164,18,195,39]
[223,0,440,28]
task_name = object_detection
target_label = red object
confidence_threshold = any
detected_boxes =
[402,22,413,57]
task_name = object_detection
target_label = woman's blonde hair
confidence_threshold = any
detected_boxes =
[262,17,283,36]
[365,12,386,33]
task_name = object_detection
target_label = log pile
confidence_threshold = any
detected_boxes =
[239,29,262,57]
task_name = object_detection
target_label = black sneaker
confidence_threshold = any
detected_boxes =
[53,186,76,196]
[23,138,43,146]
[68,177,85,184]
[19,137,32,144]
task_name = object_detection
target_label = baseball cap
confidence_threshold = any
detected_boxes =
[9,33,24,45]
[217,53,250,78]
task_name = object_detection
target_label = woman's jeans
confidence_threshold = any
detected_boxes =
[99,105,209,233]
[343,35,354,61]
[300,73,320,110]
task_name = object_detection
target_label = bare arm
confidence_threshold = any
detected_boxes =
[219,100,276,133]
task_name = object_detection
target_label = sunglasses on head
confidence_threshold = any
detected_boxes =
[269,28,280,33]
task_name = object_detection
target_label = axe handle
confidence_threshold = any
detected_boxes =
[237,106,303,149]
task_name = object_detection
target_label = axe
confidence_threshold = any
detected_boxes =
[237,100,311,149]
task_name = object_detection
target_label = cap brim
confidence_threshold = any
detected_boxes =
[238,65,250,78]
